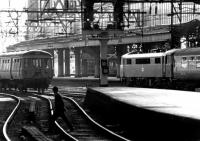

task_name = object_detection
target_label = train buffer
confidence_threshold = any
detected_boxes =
[21,126,53,141]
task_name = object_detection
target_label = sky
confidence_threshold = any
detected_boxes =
[0,0,27,53]
[0,0,27,10]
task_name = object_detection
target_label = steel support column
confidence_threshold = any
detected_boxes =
[74,48,81,77]
[57,48,64,77]
[64,48,70,76]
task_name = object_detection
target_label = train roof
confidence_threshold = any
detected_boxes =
[164,49,180,56]
[0,50,52,57]
[122,52,165,59]
[174,47,200,56]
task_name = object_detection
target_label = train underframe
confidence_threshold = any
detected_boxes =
[122,77,200,91]
[0,78,51,93]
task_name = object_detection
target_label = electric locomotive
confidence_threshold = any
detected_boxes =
[120,47,200,90]
[0,50,53,92]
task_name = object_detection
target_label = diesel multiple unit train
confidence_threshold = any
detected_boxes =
[0,50,53,92]
[120,47,200,90]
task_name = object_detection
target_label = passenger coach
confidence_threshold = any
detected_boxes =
[0,50,53,92]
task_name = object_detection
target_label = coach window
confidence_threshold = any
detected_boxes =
[126,59,132,65]
[39,59,42,67]
[24,59,28,68]
[155,58,161,64]
[189,56,195,61]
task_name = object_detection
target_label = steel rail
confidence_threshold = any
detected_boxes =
[2,93,21,141]
[40,94,78,141]
[63,96,131,141]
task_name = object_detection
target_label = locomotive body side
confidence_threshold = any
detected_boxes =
[120,52,168,87]
[121,53,165,78]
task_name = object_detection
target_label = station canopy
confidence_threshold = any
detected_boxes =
[173,19,200,36]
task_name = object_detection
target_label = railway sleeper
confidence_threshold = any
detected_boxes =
[21,126,53,141]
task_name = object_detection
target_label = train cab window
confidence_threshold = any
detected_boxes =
[126,59,132,65]
[155,58,161,64]
[136,58,150,64]
[24,59,29,68]
[44,58,51,69]
[33,59,42,67]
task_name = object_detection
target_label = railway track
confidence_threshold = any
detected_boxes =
[61,89,133,140]
[0,88,130,141]
[0,93,19,141]
[57,95,130,141]
[0,92,52,141]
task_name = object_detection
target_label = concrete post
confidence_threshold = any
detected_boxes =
[99,32,109,86]
[57,48,64,77]
[74,48,81,77]
[82,59,88,76]
[116,45,127,77]
[64,48,70,76]
[94,58,100,78]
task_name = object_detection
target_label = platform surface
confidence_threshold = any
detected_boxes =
[90,87,200,120]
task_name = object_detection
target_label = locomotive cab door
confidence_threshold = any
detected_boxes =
[165,55,174,78]
[162,56,166,77]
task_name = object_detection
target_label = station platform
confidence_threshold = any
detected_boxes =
[85,87,200,141]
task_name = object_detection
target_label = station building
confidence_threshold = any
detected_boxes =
[7,1,200,77]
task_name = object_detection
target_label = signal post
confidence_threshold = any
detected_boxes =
[82,0,124,86]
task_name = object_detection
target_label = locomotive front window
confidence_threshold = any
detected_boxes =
[43,58,52,69]
[155,58,161,64]
[136,58,150,64]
